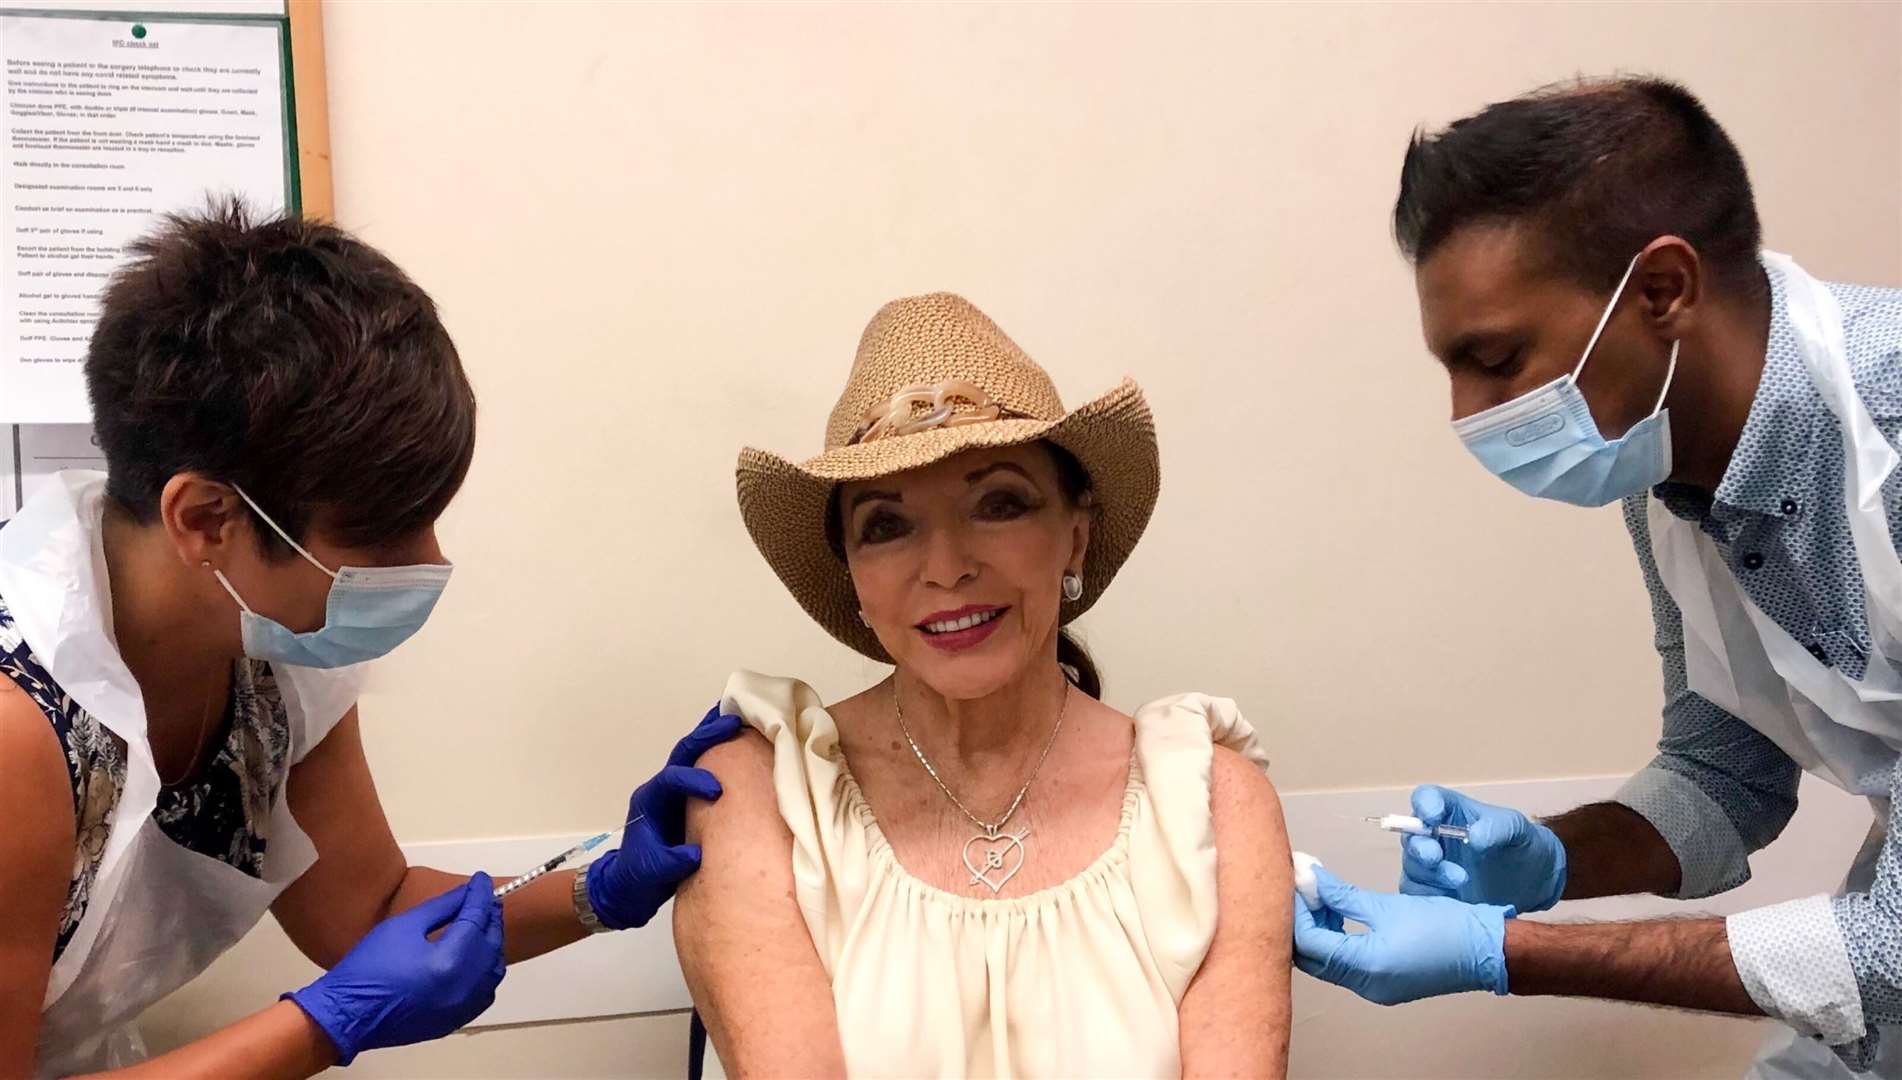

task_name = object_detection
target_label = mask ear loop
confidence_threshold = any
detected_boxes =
[1572,253,1644,383]
[205,561,254,614]
[229,485,339,581]
[1650,340,1682,417]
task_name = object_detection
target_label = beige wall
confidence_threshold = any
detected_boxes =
[145,1,1902,1076]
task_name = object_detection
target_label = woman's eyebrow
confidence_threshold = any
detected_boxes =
[965,462,1034,485]
[848,489,901,512]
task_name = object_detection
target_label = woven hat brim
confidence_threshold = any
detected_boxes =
[736,378,1158,663]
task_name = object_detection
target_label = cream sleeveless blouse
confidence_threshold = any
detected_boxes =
[720,671,1271,1079]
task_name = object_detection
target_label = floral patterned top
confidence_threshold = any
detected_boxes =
[0,590,292,963]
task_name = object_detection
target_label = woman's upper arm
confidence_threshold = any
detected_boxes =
[1178,745,1293,1079]
[0,684,76,1075]
[271,707,409,969]
[673,730,844,1078]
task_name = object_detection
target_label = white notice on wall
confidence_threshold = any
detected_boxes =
[0,13,291,423]
[15,423,104,508]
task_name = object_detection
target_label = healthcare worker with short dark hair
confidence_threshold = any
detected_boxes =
[0,203,738,1077]
[1293,76,1902,1078]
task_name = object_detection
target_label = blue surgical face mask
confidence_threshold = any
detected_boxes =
[1452,253,1681,508]
[210,487,452,669]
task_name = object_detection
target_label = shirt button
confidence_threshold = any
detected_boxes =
[1743,553,1765,570]
[1781,498,1800,516]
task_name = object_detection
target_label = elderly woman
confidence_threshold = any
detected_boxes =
[676,294,1293,1077]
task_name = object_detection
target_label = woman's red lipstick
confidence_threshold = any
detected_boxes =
[915,604,1009,652]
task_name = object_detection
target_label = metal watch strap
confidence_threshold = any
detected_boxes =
[573,862,612,934]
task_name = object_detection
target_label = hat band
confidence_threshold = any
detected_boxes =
[851,378,1015,445]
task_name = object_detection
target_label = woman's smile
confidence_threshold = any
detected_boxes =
[915,604,1010,652]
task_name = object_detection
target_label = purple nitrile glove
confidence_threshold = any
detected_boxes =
[285,872,506,1066]
[585,705,744,930]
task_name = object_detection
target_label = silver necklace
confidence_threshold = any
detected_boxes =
[893,678,1069,894]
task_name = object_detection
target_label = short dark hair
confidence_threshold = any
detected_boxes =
[87,199,477,555]
[1394,76,1764,297]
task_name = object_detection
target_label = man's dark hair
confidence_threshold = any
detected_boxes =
[1394,75,1764,298]
[87,198,477,555]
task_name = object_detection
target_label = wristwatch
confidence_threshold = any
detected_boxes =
[573,862,612,934]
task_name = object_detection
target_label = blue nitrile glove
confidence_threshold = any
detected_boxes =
[585,705,745,930]
[1293,866,1514,1005]
[1399,784,1567,913]
[285,872,506,1066]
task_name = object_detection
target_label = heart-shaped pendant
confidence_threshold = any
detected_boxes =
[962,829,1029,894]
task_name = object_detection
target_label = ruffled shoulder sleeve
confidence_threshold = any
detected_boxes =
[1125,692,1269,1001]
[719,670,879,975]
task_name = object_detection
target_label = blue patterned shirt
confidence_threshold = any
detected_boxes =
[1614,256,1902,1067]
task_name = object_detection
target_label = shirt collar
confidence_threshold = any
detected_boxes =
[1656,256,1819,523]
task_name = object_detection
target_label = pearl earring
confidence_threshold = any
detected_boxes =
[1061,573,1083,602]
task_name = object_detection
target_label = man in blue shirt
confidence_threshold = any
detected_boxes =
[1293,76,1902,1077]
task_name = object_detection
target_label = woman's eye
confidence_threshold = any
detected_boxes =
[858,511,910,544]
[977,490,1033,520]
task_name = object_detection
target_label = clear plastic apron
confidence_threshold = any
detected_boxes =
[1646,253,1902,1076]
[0,472,362,1076]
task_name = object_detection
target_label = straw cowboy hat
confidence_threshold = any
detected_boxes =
[736,292,1160,662]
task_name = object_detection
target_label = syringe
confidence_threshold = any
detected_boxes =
[492,812,647,901]
[1366,814,1470,842]
[492,832,612,900]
